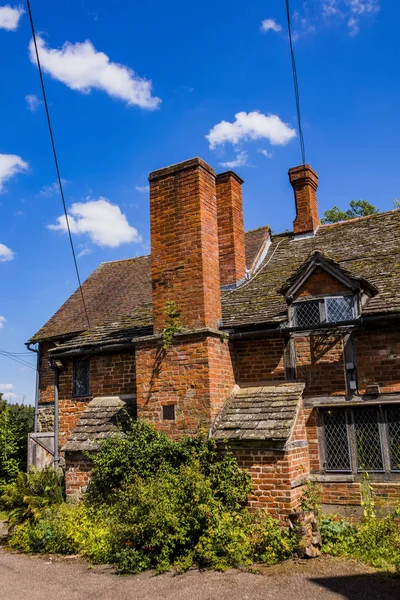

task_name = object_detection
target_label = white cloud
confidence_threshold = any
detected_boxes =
[206,111,296,150]
[77,246,92,258]
[48,197,142,248]
[260,19,282,33]
[219,151,248,169]
[258,148,273,158]
[0,154,29,193]
[0,243,15,262]
[37,180,68,198]
[25,94,42,112]
[29,35,161,109]
[0,4,24,30]
[0,316,6,329]
[135,185,149,193]
[0,383,13,391]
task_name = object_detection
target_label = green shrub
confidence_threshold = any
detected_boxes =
[87,420,251,510]
[0,467,64,529]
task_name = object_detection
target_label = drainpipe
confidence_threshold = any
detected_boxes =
[26,343,39,433]
[53,365,60,469]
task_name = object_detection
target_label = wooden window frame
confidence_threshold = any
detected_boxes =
[291,293,357,328]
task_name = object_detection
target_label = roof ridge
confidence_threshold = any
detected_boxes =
[320,208,400,229]
[100,254,150,265]
[245,224,270,234]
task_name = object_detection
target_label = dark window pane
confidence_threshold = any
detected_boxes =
[73,360,90,397]
[326,296,354,323]
[163,405,175,421]
[387,406,400,471]
[323,410,351,471]
[294,301,321,327]
[354,408,383,471]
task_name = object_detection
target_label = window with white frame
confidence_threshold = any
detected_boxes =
[321,406,400,474]
[293,295,356,327]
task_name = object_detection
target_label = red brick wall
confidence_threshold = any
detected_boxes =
[64,452,93,497]
[355,329,400,394]
[38,342,55,404]
[295,334,346,396]
[295,269,349,298]
[216,172,246,286]
[135,333,235,438]
[58,351,136,451]
[235,338,285,384]
[149,158,221,333]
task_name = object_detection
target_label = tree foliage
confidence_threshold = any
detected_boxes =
[0,394,34,484]
[321,200,379,224]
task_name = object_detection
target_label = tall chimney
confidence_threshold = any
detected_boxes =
[289,165,319,235]
[216,171,246,287]
[149,158,221,333]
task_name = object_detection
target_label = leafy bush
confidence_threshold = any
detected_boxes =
[87,420,251,510]
[0,395,34,484]
[6,422,293,573]
[0,467,64,529]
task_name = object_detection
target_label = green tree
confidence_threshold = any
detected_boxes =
[0,394,34,484]
[393,198,400,209]
[321,200,379,224]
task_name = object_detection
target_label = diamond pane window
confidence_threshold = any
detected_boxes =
[72,359,90,397]
[387,407,400,471]
[294,300,321,327]
[354,408,384,471]
[326,296,354,323]
[323,410,351,471]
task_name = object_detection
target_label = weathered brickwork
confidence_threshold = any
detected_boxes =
[135,332,235,438]
[235,338,285,384]
[216,172,246,286]
[58,352,136,451]
[289,165,319,235]
[295,334,346,396]
[38,342,55,405]
[64,452,93,497]
[149,158,221,333]
[355,329,400,394]
[295,269,349,298]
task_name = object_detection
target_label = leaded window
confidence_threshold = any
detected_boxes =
[293,295,356,328]
[72,359,90,397]
[322,406,400,474]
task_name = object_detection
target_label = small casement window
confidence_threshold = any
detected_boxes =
[72,359,90,397]
[293,295,355,327]
[321,406,400,473]
[162,405,176,421]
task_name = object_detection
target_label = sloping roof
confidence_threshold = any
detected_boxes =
[222,210,400,327]
[212,382,305,443]
[278,250,379,298]
[31,210,400,343]
[30,255,152,342]
[30,228,270,343]
[62,395,136,452]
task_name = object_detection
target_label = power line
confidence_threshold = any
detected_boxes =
[285,0,306,166]
[0,350,37,371]
[25,0,91,329]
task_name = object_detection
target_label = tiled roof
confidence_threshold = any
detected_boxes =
[30,210,400,342]
[222,210,400,327]
[212,382,305,443]
[30,255,152,342]
[62,395,136,452]
[30,228,269,343]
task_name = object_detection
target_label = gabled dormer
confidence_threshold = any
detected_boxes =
[279,251,378,328]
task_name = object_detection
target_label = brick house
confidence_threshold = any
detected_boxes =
[28,158,400,519]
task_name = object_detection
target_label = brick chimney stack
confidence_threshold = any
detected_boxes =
[289,165,320,235]
[216,171,246,287]
[149,158,221,333]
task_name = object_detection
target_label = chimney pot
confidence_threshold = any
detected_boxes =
[289,164,319,235]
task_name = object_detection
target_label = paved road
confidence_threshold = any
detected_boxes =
[0,549,399,600]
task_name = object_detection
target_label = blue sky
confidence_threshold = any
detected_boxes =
[0,0,398,405]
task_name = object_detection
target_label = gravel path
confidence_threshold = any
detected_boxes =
[1,549,399,600]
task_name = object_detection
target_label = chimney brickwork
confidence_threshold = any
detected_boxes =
[289,165,319,235]
[216,171,246,286]
[149,158,221,333]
